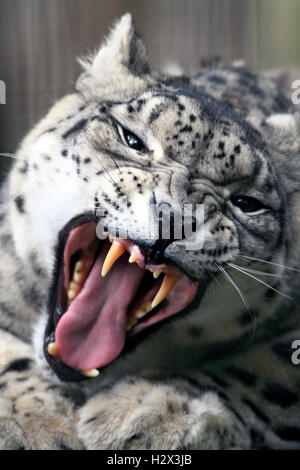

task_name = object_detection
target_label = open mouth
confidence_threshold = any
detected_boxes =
[44,215,200,381]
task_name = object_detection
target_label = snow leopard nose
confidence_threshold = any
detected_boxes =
[145,203,196,264]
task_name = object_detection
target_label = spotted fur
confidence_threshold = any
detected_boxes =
[0,13,300,449]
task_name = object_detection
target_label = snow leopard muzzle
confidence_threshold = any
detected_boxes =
[44,214,207,382]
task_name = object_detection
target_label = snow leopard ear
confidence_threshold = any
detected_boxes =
[263,112,300,193]
[79,13,149,83]
[265,113,299,139]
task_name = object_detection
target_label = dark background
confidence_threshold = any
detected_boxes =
[0,0,300,166]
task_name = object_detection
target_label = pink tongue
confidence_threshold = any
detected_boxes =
[55,244,145,371]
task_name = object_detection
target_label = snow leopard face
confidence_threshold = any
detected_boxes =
[8,14,289,381]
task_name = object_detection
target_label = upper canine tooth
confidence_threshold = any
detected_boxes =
[101,241,125,277]
[151,274,179,309]
[128,251,137,263]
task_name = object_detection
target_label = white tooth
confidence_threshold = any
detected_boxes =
[135,310,147,319]
[151,273,179,308]
[128,251,137,263]
[47,342,59,357]
[68,279,82,302]
[72,261,85,284]
[74,260,84,273]
[67,287,77,301]
[101,240,126,277]
[126,317,138,331]
[153,270,162,279]
[74,272,83,283]
[81,369,99,378]
[134,302,152,319]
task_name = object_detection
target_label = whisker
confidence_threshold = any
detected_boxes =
[233,265,283,278]
[215,262,251,313]
[93,154,117,186]
[91,145,122,184]
[206,268,223,292]
[217,262,258,338]
[228,262,292,300]
[111,157,122,175]
[238,254,300,273]
[0,153,20,159]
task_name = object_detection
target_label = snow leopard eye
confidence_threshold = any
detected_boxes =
[231,195,266,213]
[118,125,148,153]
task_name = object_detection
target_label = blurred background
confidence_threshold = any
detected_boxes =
[0,0,300,170]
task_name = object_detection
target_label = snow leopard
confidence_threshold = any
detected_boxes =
[0,13,300,449]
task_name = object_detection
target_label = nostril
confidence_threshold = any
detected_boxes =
[146,200,199,264]
[146,205,190,264]
[146,205,178,264]
[145,239,172,264]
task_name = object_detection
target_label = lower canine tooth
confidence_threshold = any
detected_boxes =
[151,273,179,309]
[48,342,59,357]
[82,369,99,378]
